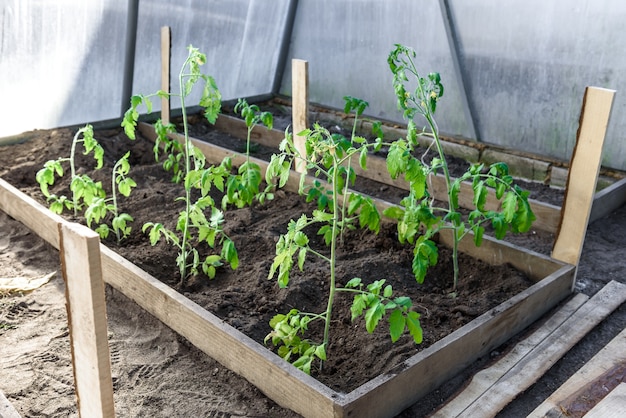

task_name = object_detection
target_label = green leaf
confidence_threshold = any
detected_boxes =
[221,239,239,270]
[297,248,306,271]
[314,343,327,361]
[345,277,362,288]
[386,141,407,179]
[383,206,405,220]
[473,180,487,211]
[388,309,405,343]
[473,225,485,247]
[364,301,385,333]
[501,191,518,223]
[406,311,423,344]
[351,294,367,320]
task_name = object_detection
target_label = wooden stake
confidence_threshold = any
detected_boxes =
[161,26,171,125]
[59,223,115,418]
[292,59,309,173]
[552,87,615,266]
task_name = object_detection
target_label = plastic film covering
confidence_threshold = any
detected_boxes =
[280,0,473,138]
[0,0,127,137]
[450,0,625,170]
[133,0,291,111]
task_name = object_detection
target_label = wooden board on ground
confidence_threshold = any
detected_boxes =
[530,324,626,417]
[433,280,626,417]
[585,383,626,418]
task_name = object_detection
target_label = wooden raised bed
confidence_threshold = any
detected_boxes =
[0,140,576,418]
[0,86,614,417]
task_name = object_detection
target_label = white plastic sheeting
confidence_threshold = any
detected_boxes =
[133,0,291,111]
[280,0,473,138]
[0,0,127,136]
[450,0,626,170]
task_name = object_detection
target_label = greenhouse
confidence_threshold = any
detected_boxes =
[1,1,625,417]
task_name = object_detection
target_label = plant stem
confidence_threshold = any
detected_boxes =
[69,130,81,217]
[425,112,460,291]
[111,159,121,243]
[322,157,341,367]
[339,114,360,242]
[178,57,193,286]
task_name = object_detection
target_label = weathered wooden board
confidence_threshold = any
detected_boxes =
[530,324,626,417]
[584,382,626,418]
[292,59,308,173]
[590,176,626,223]
[60,222,115,418]
[552,87,615,266]
[442,280,626,418]
[160,26,171,125]
[431,293,589,417]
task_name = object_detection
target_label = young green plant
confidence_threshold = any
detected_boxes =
[385,44,535,293]
[84,151,136,243]
[264,99,423,374]
[122,46,238,287]
[36,124,105,217]
[221,98,275,208]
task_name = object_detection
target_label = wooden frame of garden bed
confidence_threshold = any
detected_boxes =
[0,174,575,417]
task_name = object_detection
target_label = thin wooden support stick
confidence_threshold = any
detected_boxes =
[161,26,171,125]
[552,87,615,266]
[59,222,115,418]
[292,59,309,173]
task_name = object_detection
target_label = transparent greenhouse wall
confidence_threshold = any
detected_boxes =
[450,0,626,171]
[280,0,473,139]
[0,0,127,138]
[133,0,291,111]
[283,0,625,171]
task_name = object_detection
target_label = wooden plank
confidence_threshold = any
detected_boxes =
[339,264,576,418]
[59,222,115,418]
[98,245,337,418]
[530,325,626,417]
[292,59,308,173]
[437,228,563,282]
[432,292,589,417]
[552,87,615,265]
[0,390,22,418]
[0,177,64,248]
[581,382,626,418]
[447,280,626,417]
[214,114,284,149]
[590,176,626,223]
[160,26,171,125]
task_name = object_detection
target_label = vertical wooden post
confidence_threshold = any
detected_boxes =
[59,223,115,418]
[292,59,309,173]
[161,26,171,125]
[552,87,615,266]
